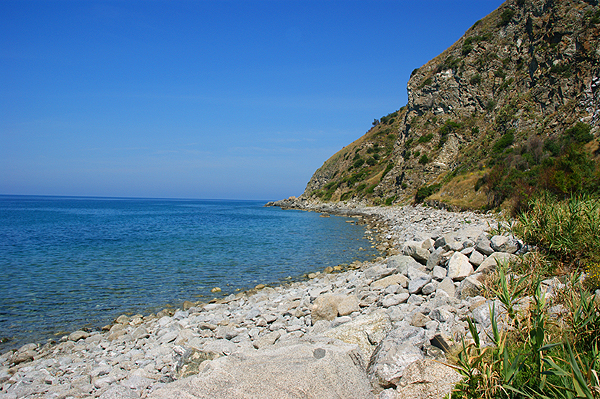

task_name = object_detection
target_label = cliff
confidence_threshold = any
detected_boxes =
[298,0,600,210]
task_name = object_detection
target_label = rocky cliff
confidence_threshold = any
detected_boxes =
[298,0,600,209]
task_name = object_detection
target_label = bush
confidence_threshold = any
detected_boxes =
[418,133,434,143]
[498,8,515,27]
[419,154,429,164]
[469,74,481,85]
[414,183,441,203]
[492,131,515,153]
[353,158,365,169]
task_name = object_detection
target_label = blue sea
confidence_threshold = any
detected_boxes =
[0,196,378,352]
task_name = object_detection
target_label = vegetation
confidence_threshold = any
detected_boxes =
[414,183,441,203]
[451,193,600,398]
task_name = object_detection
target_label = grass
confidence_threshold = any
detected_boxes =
[450,194,600,398]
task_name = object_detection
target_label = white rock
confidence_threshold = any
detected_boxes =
[447,252,474,281]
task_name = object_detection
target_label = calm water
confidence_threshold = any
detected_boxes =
[0,196,378,352]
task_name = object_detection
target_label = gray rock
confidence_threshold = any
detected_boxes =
[149,342,376,399]
[490,235,519,254]
[337,295,360,316]
[68,330,90,342]
[387,255,421,276]
[99,385,139,399]
[364,265,396,280]
[447,252,474,281]
[421,281,437,296]
[458,273,485,299]
[394,359,462,399]
[436,277,456,297]
[371,274,409,289]
[475,234,494,255]
[381,293,410,308]
[476,252,518,274]
[425,247,445,271]
[432,265,447,280]
[469,250,485,266]
[408,274,432,295]
[402,242,430,264]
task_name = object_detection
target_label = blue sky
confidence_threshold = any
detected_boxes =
[1,0,504,200]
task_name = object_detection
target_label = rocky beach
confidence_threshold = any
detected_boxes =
[0,203,544,399]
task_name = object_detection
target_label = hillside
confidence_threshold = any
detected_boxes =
[297,0,600,210]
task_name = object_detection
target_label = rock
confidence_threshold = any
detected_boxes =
[469,250,485,266]
[371,274,409,289]
[387,255,421,276]
[410,312,431,328]
[99,384,143,399]
[458,273,486,298]
[394,359,462,399]
[408,274,432,295]
[490,235,519,254]
[324,310,392,366]
[432,265,447,280]
[68,330,90,342]
[368,323,428,388]
[149,341,376,399]
[421,281,437,296]
[381,293,410,308]
[425,247,445,271]
[204,339,238,355]
[436,277,456,297]
[475,234,494,256]
[364,265,396,280]
[447,252,474,281]
[253,331,281,349]
[476,252,518,274]
[337,295,360,316]
[211,287,222,293]
[311,294,359,322]
[402,242,431,264]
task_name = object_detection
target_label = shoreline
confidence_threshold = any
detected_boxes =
[1,203,518,399]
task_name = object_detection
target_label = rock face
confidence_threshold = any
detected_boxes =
[294,0,600,208]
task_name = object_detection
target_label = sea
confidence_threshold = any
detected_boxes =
[0,195,379,353]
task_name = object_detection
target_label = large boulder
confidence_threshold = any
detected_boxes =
[323,310,392,366]
[311,294,359,323]
[394,359,462,399]
[149,341,376,399]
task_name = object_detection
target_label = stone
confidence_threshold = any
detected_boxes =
[387,255,421,276]
[68,330,90,342]
[475,234,494,256]
[371,274,409,289]
[381,293,410,308]
[476,252,519,274]
[458,273,485,298]
[324,310,392,366]
[469,250,485,266]
[149,342,376,399]
[402,242,430,264]
[311,294,344,323]
[447,252,474,281]
[410,312,431,328]
[421,281,437,296]
[490,235,520,254]
[337,295,360,316]
[253,331,281,349]
[432,265,447,280]
[99,385,139,399]
[436,277,456,297]
[368,323,428,388]
[395,359,462,399]
[408,274,432,295]
[425,247,445,271]
[364,265,396,280]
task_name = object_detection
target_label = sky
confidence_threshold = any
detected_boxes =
[1,0,504,200]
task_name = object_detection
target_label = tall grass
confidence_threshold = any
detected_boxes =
[513,194,600,272]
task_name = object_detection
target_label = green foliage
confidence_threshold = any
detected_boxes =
[418,133,434,144]
[498,8,515,27]
[566,122,594,144]
[353,158,365,169]
[384,196,396,206]
[514,194,600,268]
[470,74,482,85]
[414,183,441,203]
[366,157,377,166]
[494,69,506,79]
[493,131,515,153]
[418,77,433,89]
[419,153,430,165]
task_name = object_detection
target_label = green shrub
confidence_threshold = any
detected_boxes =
[385,196,396,206]
[469,74,481,85]
[419,154,429,164]
[381,162,394,180]
[366,157,377,166]
[353,158,365,169]
[492,131,515,153]
[566,122,593,144]
[418,133,434,144]
[414,184,441,203]
[498,8,515,27]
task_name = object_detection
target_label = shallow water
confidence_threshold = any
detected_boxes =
[0,196,378,352]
